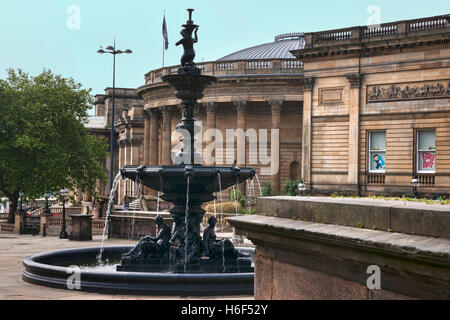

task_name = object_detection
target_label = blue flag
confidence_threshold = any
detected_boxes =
[162,14,169,50]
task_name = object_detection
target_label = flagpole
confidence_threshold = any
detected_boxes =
[162,10,165,68]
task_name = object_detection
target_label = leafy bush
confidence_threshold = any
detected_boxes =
[230,189,246,208]
[282,179,300,196]
[240,208,256,215]
[205,201,241,214]
[261,182,272,197]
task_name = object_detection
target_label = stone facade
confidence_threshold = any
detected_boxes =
[88,15,450,210]
[292,14,450,196]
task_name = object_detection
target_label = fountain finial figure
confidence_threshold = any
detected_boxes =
[122,215,171,259]
[176,9,200,74]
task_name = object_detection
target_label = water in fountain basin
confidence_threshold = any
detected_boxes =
[97,172,122,264]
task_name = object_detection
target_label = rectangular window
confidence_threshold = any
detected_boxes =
[417,130,436,173]
[369,131,386,173]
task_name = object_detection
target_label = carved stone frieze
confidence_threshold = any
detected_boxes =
[367,80,450,103]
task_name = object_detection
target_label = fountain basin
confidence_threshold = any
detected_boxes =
[121,165,256,195]
[22,246,254,296]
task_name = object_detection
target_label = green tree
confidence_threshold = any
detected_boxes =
[0,69,108,222]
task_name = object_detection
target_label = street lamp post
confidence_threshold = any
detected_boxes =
[297,181,306,197]
[411,178,420,199]
[44,192,51,214]
[97,42,132,239]
[59,187,69,239]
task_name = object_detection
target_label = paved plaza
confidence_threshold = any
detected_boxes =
[0,232,253,300]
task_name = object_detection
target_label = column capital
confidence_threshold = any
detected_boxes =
[346,73,363,88]
[268,100,283,111]
[233,100,249,113]
[194,104,203,117]
[203,102,218,113]
[160,105,172,116]
[302,77,315,91]
[129,137,143,146]
[143,109,152,119]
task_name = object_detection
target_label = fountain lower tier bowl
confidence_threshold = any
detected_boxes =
[121,165,256,195]
[22,246,255,296]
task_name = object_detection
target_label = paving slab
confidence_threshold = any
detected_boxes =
[0,232,253,300]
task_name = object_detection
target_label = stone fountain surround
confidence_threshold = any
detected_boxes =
[22,246,254,296]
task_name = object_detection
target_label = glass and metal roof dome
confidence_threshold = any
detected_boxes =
[217,33,305,61]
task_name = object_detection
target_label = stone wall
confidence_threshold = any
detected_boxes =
[229,213,450,300]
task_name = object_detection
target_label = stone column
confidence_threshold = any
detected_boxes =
[143,109,151,165]
[346,74,363,192]
[149,108,160,166]
[204,102,218,165]
[234,101,248,196]
[301,77,314,192]
[161,106,172,165]
[268,100,283,195]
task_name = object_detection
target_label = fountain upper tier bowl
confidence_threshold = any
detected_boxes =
[121,165,256,195]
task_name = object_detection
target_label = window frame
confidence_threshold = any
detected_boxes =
[416,130,436,174]
[368,131,387,173]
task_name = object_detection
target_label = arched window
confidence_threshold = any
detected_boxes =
[290,161,300,181]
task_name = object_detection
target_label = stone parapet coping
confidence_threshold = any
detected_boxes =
[229,215,450,260]
[228,215,450,299]
[256,196,450,239]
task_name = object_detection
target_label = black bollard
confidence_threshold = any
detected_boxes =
[43,223,46,237]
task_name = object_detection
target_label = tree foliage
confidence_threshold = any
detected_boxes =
[0,69,108,221]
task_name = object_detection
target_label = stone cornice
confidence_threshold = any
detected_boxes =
[292,15,450,61]
[137,75,303,99]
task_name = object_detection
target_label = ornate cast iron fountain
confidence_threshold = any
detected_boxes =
[22,9,255,295]
[118,9,255,272]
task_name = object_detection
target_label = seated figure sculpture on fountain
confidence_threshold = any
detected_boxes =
[122,215,171,259]
[203,216,244,259]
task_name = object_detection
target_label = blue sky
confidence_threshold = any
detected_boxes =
[1,0,449,114]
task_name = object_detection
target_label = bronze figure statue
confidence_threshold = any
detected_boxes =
[175,9,200,74]
[203,216,242,259]
[122,215,171,259]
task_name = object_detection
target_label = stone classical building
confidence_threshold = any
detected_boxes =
[291,14,450,196]
[87,15,450,214]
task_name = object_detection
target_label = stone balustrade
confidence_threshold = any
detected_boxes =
[303,14,449,49]
[145,58,303,84]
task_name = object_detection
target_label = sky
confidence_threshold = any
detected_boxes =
[1,0,449,114]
